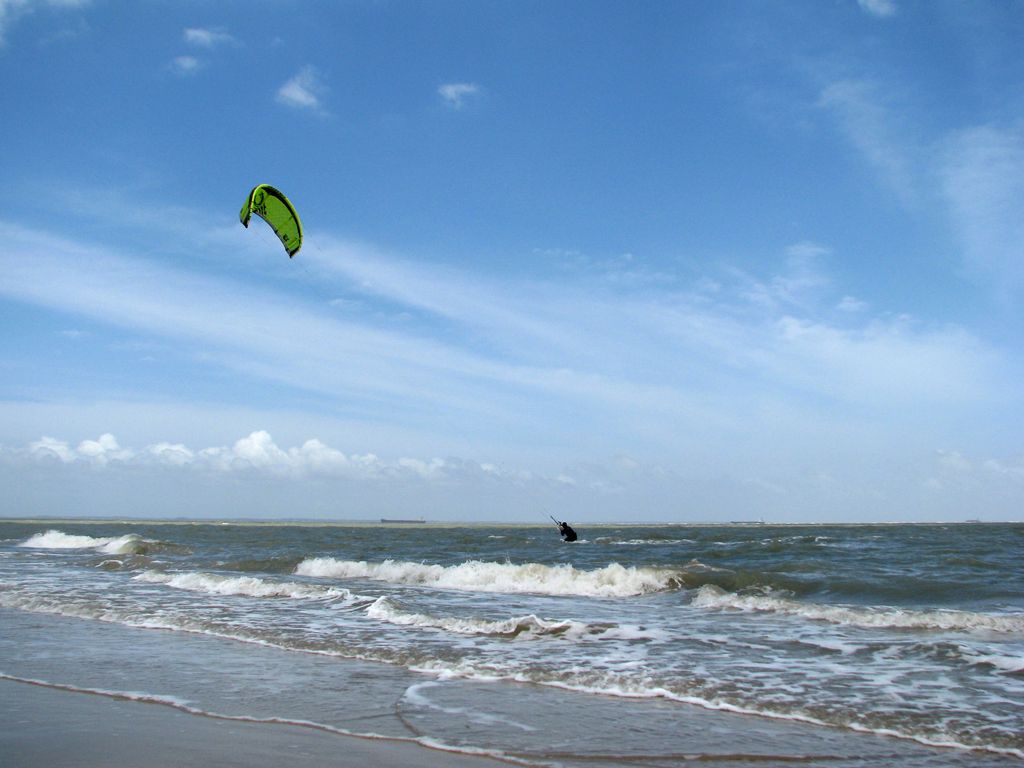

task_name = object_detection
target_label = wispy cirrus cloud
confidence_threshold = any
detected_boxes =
[939,122,1024,297]
[1,205,1020,520]
[818,79,917,205]
[2,209,1005,435]
[818,77,1024,301]
[306,232,1005,418]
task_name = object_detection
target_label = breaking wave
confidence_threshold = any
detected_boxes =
[133,570,354,601]
[295,557,681,597]
[692,585,1024,634]
[20,530,156,555]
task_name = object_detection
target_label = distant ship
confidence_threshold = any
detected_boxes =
[380,517,426,524]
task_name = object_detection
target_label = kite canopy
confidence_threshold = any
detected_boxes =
[239,184,303,257]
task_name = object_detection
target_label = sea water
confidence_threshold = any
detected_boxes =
[1,520,1021,766]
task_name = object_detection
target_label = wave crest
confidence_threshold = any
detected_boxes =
[133,570,354,601]
[296,557,680,597]
[692,585,1024,634]
[20,530,153,555]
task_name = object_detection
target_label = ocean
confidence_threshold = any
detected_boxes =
[1,520,1021,766]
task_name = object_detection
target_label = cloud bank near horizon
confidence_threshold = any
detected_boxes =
[3,428,1021,522]
[17,430,521,483]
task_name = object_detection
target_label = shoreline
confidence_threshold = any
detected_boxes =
[0,678,519,768]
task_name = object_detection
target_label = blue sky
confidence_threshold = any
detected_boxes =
[1,0,1022,522]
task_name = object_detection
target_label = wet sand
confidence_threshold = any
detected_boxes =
[0,679,511,768]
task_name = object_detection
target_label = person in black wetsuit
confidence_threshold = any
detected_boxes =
[557,521,578,542]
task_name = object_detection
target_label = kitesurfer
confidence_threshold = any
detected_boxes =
[557,521,578,542]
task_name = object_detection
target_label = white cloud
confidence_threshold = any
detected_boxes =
[939,123,1024,297]
[397,456,447,480]
[0,0,88,47]
[28,435,75,462]
[924,449,1024,501]
[1,218,1009,432]
[438,82,479,109]
[772,314,1001,406]
[277,66,325,111]
[837,296,868,312]
[818,79,916,205]
[738,241,831,311]
[143,442,194,466]
[231,430,287,468]
[170,55,201,76]
[183,27,234,48]
[10,431,519,484]
[75,432,132,464]
[857,0,896,18]
[820,81,1024,301]
[304,234,1009,422]
[1,213,1021,521]
[27,433,132,464]
[169,27,235,76]
[982,456,1024,479]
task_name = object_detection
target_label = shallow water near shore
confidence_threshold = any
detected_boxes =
[2,520,1022,766]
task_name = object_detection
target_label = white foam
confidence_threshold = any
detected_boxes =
[366,596,586,637]
[691,585,1024,634]
[133,570,353,601]
[964,651,1024,675]
[98,535,147,555]
[589,624,672,643]
[598,538,695,546]
[407,660,1024,761]
[296,557,679,597]
[4,587,1021,762]
[20,530,117,549]
[366,597,668,642]
[19,529,149,555]
[400,681,536,731]
[0,672,194,709]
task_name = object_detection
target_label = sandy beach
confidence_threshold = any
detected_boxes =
[0,679,510,768]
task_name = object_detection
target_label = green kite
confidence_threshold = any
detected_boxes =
[239,184,303,258]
